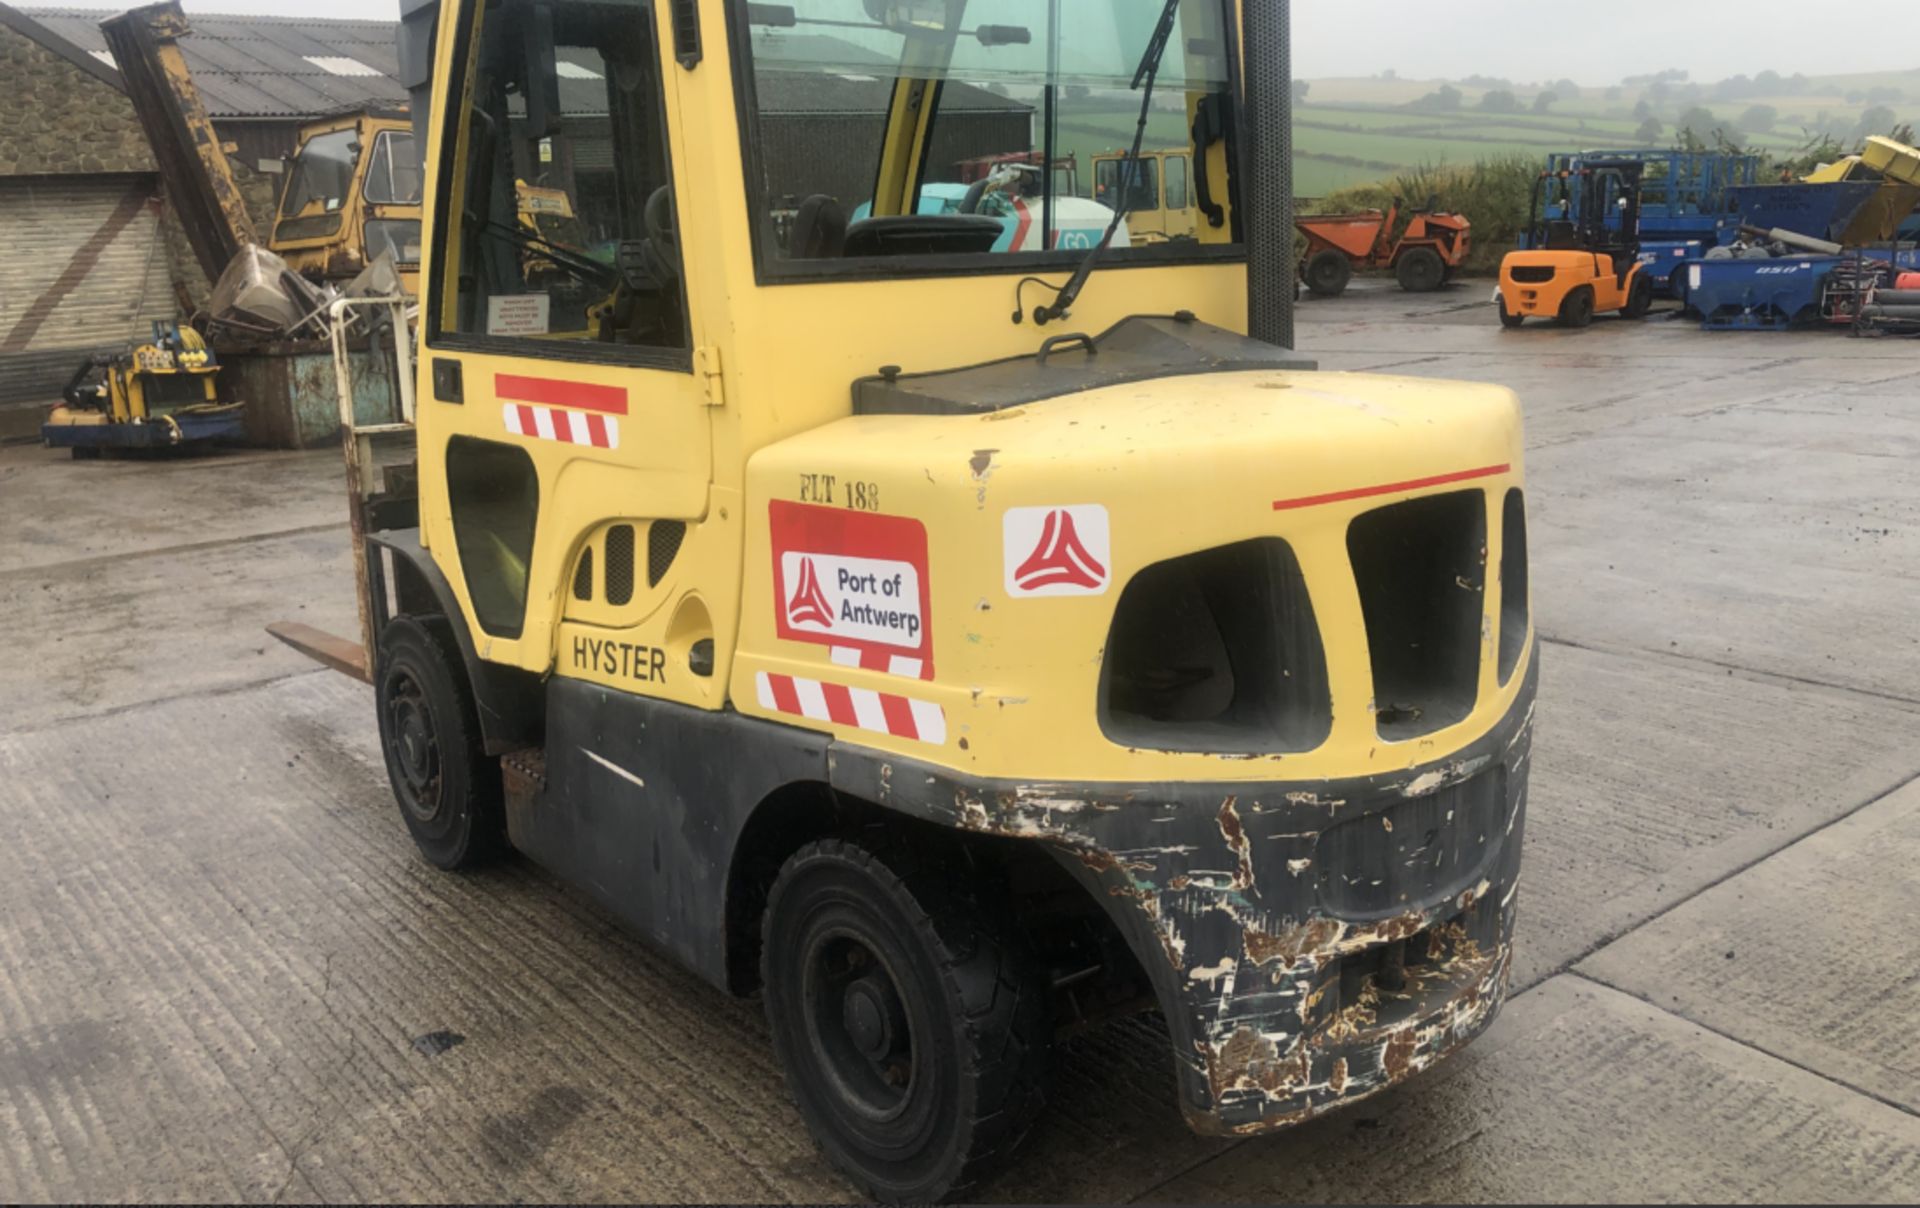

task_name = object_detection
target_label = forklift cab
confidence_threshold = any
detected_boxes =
[351,0,1536,1198]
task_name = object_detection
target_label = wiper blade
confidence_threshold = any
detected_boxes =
[1030,0,1182,327]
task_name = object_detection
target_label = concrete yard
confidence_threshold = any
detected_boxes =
[3,287,1918,1202]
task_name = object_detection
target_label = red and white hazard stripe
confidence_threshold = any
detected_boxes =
[502,403,620,450]
[830,646,929,680]
[756,671,946,745]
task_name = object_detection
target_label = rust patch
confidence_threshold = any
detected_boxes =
[1381,1024,1417,1081]
[1328,1057,1349,1096]
[1218,797,1254,890]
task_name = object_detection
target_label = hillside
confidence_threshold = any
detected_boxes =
[1290,65,1920,197]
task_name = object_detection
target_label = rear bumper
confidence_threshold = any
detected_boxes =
[831,651,1536,1135]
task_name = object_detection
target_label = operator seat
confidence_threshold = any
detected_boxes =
[789,194,848,259]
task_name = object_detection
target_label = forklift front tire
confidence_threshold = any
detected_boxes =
[375,615,505,870]
[1498,296,1524,328]
[761,839,1049,1203]
[1559,286,1596,328]
[1621,272,1655,319]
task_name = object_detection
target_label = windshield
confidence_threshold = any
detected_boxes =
[280,128,358,218]
[737,0,1234,268]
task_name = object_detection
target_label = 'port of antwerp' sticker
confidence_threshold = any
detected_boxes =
[1004,505,1111,598]
[771,501,933,679]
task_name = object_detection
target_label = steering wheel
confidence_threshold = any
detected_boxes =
[642,186,681,286]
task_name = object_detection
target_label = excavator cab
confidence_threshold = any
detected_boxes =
[272,108,425,292]
[314,0,1536,1199]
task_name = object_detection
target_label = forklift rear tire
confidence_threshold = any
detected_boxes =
[1396,246,1446,293]
[1621,273,1655,320]
[1558,286,1595,328]
[1498,297,1525,329]
[1304,249,1352,297]
[375,615,504,870]
[762,839,1049,1203]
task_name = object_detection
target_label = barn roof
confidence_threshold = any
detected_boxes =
[7,5,1032,123]
[16,6,407,118]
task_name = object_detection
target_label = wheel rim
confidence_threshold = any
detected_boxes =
[384,668,444,823]
[802,928,917,1124]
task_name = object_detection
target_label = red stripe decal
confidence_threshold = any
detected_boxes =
[496,374,628,416]
[1272,464,1510,511]
[516,404,538,435]
[767,674,802,717]
[820,682,859,727]
[860,649,890,672]
[1010,197,1033,251]
[552,410,573,443]
[879,693,919,741]
[587,414,608,448]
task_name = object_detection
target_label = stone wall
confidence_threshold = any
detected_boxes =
[0,24,152,177]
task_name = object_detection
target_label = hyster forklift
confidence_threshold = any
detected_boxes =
[305,0,1536,1198]
[1497,158,1654,327]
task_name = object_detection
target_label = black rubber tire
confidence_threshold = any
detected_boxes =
[1497,296,1524,328]
[1621,272,1655,320]
[1667,265,1689,305]
[375,615,504,870]
[1303,248,1353,297]
[1396,246,1446,292]
[762,839,1049,1203]
[1559,286,1595,328]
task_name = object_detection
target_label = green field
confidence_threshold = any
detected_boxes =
[1027,64,1920,203]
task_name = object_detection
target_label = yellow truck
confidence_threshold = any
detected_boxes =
[289,0,1537,1198]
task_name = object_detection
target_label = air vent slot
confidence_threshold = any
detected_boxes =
[649,520,686,587]
[572,547,594,601]
[1498,489,1529,684]
[1100,538,1331,754]
[606,524,635,606]
[1348,490,1486,740]
[670,0,701,68]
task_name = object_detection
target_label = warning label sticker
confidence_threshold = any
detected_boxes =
[771,501,933,673]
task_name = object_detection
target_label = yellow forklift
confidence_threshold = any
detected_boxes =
[286,0,1536,1198]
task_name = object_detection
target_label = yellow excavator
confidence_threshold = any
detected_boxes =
[103,2,424,295]
[270,107,424,293]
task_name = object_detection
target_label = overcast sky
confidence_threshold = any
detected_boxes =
[167,0,1920,86]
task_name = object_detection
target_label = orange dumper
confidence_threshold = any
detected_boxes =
[1297,199,1471,296]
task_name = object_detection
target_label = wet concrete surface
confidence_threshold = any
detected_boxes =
[3,283,1917,1201]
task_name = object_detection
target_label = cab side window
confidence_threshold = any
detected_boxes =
[447,0,685,351]
[1165,155,1189,211]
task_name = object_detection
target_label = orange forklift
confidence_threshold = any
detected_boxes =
[1496,159,1654,327]
[1297,198,1471,296]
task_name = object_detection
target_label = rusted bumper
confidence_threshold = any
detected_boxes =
[831,656,1535,1135]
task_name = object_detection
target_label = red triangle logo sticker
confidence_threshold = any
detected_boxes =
[786,557,834,628]
[1013,509,1108,592]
